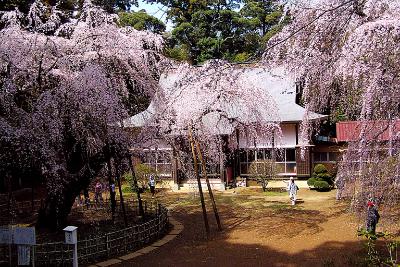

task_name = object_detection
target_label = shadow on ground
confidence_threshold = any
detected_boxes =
[115,208,366,267]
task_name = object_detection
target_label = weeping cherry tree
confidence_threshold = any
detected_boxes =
[0,0,166,227]
[264,0,400,223]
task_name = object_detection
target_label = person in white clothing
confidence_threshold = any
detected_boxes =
[287,177,299,205]
[149,174,156,198]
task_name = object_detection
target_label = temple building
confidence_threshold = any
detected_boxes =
[124,66,328,190]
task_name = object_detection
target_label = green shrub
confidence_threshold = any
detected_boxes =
[313,163,328,175]
[319,172,334,185]
[307,177,317,187]
[233,52,251,63]
[123,164,157,192]
[312,164,334,188]
[122,185,133,194]
[357,228,400,265]
[314,180,331,191]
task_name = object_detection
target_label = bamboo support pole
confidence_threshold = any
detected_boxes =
[188,128,210,236]
[194,138,222,231]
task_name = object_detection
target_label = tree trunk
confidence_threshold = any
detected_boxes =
[38,172,91,229]
[128,154,144,217]
[115,160,128,227]
[37,153,105,229]
[6,173,13,223]
[107,158,116,221]
[31,182,34,212]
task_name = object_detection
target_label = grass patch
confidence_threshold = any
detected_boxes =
[174,196,202,207]
[121,184,133,194]
[264,191,287,197]
[216,195,240,205]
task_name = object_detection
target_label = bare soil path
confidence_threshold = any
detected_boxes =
[116,188,368,267]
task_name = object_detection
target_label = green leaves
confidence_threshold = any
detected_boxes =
[308,164,334,191]
[146,0,284,63]
[119,10,166,33]
[357,228,399,265]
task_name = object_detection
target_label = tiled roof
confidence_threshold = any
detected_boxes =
[123,66,327,133]
[336,120,400,142]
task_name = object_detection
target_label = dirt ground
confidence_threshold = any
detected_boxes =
[115,188,378,267]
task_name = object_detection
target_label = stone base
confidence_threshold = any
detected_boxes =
[178,180,226,192]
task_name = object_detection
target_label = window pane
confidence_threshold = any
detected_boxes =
[265,165,275,177]
[314,152,328,162]
[265,149,272,159]
[145,152,156,165]
[157,152,167,163]
[276,150,285,162]
[256,149,264,161]
[275,163,285,173]
[257,162,265,174]
[240,163,248,174]
[248,150,255,162]
[286,149,296,161]
[240,150,247,162]
[329,152,339,162]
[286,163,296,173]
[158,164,171,174]
[141,152,150,163]
[165,164,172,173]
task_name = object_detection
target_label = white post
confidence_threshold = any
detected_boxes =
[73,243,78,267]
[63,226,78,267]
[31,246,35,267]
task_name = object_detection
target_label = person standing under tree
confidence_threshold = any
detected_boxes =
[366,199,380,234]
[149,174,156,198]
[287,177,299,205]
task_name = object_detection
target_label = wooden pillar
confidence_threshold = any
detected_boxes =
[272,130,276,179]
[219,139,225,187]
[234,129,240,187]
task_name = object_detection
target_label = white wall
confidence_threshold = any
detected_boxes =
[238,123,297,148]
